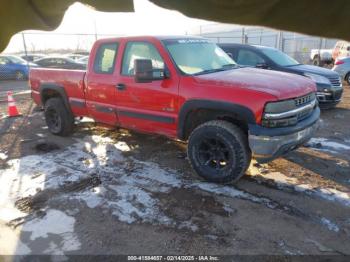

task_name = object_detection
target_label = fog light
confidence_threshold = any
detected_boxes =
[262,116,298,128]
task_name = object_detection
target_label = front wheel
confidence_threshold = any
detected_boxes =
[187,120,251,183]
[44,97,74,136]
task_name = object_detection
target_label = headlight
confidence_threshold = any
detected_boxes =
[262,100,298,128]
[304,73,330,85]
[264,100,295,113]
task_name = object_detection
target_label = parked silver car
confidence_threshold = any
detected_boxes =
[332,57,350,85]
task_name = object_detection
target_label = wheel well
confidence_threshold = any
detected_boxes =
[182,109,248,140]
[41,89,63,105]
[345,72,350,80]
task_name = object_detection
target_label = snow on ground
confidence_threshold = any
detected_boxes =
[23,210,76,241]
[320,217,340,232]
[0,226,32,255]
[0,152,8,160]
[0,135,348,254]
[249,164,350,207]
[20,209,81,255]
[307,137,350,153]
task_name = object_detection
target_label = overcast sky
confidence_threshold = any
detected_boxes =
[4,0,215,53]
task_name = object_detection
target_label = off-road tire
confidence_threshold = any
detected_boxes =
[187,120,251,183]
[44,97,74,136]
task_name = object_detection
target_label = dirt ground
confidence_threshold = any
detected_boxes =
[0,82,349,257]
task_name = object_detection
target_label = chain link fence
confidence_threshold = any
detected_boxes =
[0,26,339,81]
[197,25,338,64]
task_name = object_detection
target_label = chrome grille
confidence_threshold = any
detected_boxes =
[294,93,315,107]
[327,76,342,87]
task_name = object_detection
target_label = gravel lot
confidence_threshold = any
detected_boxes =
[0,81,349,256]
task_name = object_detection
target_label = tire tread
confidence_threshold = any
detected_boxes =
[44,97,74,136]
[187,120,251,183]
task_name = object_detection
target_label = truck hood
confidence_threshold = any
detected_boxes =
[285,64,339,78]
[193,67,316,100]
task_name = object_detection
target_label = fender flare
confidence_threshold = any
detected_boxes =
[177,99,256,139]
[39,83,72,113]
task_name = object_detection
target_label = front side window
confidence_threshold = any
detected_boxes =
[46,59,55,65]
[48,59,56,66]
[121,42,164,76]
[94,42,119,74]
[236,49,265,66]
[56,59,67,65]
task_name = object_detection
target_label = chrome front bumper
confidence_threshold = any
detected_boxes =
[248,108,320,163]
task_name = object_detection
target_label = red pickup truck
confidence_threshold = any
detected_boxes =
[30,36,320,183]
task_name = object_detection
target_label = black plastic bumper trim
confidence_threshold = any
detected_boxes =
[118,110,175,124]
[69,99,86,108]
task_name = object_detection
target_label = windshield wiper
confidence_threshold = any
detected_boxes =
[193,68,227,76]
[285,63,301,67]
[193,64,238,76]
[221,63,238,69]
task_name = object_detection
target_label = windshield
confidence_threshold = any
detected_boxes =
[7,55,28,64]
[163,39,237,75]
[260,48,299,66]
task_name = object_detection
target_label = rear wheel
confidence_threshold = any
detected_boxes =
[44,97,74,136]
[312,56,324,67]
[187,120,251,183]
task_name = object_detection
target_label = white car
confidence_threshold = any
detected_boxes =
[310,49,333,66]
[77,55,89,65]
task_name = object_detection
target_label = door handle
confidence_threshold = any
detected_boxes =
[116,83,126,91]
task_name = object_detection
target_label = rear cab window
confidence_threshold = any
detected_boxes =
[93,42,119,74]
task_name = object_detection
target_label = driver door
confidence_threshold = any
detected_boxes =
[116,41,179,137]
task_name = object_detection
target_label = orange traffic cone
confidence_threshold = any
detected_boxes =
[7,91,21,117]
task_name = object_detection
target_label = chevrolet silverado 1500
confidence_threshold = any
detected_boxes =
[30,36,320,183]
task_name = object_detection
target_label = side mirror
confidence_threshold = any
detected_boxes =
[227,52,233,58]
[256,63,268,69]
[134,59,165,83]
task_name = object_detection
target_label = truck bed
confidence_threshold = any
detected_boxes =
[30,68,86,111]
